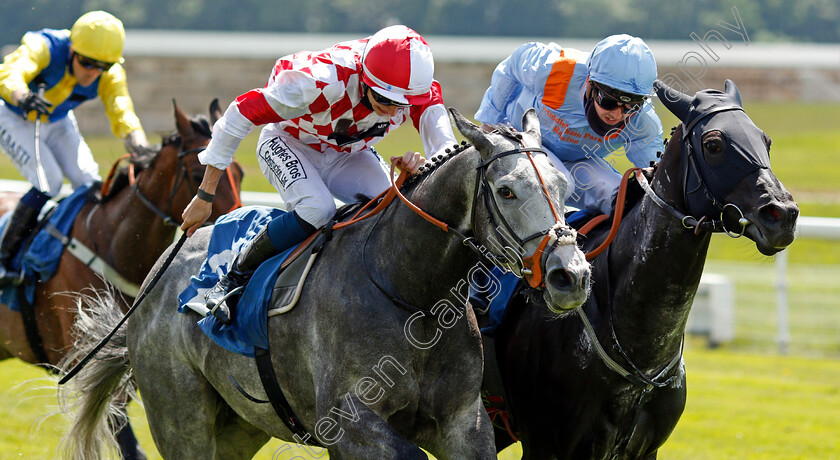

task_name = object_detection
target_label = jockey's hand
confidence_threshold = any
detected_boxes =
[392,151,426,175]
[18,91,52,116]
[123,130,150,156]
[181,196,213,237]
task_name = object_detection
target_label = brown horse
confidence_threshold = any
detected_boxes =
[0,101,242,457]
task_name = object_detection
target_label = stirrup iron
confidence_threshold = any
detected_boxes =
[206,285,245,325]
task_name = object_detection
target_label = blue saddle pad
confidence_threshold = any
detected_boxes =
[468,266,522,337]
[0,185,91,311]
[178,205,297,357]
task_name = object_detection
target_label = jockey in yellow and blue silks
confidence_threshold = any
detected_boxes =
[0,11,148,287]
[475,34,664,216]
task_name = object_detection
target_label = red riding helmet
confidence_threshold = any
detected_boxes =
[361,25,434,106]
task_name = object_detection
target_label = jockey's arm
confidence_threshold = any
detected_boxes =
[181,99,257,236]
[417,102,457,158]
[180,164,224,236]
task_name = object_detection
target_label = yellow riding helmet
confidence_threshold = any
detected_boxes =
[70,11,125,64]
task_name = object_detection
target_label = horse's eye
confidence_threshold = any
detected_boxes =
[498,186,516,200]
[703,139,724,155]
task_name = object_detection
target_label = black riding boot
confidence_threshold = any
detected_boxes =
[0,200,41,287]
[205,226,279,325]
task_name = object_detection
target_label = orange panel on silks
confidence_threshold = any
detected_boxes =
[541,48,588,110]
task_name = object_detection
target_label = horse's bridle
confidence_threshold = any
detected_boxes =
[635,106,753,238]
[360,141,575,314]
[468,146,576,288]
[129,145,208,226]
[679,105,753,237]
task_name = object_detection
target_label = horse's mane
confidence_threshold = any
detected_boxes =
[400,141,468,191]
[100,115,213,202]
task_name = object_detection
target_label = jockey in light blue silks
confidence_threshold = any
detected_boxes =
[475,34,663,216]
[473,35,664,335]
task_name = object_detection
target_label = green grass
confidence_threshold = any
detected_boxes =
[2,343,838,459]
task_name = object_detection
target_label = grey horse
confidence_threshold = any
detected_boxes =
[59,108,590,459]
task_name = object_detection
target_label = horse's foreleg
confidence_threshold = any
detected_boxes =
[318,393,427,460]
[212,404,272,460]
[425,395,496,460]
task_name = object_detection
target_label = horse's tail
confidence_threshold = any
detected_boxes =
[58,289,135,460]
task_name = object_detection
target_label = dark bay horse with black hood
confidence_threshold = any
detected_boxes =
[486,80,798,459]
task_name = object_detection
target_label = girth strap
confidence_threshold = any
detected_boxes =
[17,287,53,371]
[44,223,141,297]
[254,346,321,447]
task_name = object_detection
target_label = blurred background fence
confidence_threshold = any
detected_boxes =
[4,31,838,136]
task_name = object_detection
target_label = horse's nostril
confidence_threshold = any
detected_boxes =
[760,203,799,226]
[548,268,574,290]
[760,204,784,224]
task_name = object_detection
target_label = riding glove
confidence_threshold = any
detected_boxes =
[17,92,52,116]
[123,129,151,156]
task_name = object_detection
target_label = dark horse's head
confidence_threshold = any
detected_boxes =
[111,100,244,224]
[655,79,798,255]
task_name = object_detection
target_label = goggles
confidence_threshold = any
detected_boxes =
[75,53,114,72]
[591,81,646,114]
[366,84,411,108]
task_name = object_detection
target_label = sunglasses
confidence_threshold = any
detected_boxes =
[591,81,646,114]
[369,87,410,108]
[76,53,114,72]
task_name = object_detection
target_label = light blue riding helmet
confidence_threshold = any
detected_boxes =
[587,34,657,96]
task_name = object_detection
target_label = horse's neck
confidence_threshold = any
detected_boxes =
[366,161,478,307]
[601,130,711,366]
[77,170,179,284]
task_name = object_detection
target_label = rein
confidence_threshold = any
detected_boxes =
[356,143,570,314]
[578,149,752,261]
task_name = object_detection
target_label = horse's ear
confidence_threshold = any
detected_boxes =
[724,79,743,107]
[654,79,692,122]
[449,107,493,159]
[210,98,222,125]
[173,99,196,142]
[521,108,542,145]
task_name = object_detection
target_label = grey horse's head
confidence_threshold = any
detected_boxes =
[450,108,590,313]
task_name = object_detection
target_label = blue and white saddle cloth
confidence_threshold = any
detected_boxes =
[0,185,91,311]
[178,205,298,357]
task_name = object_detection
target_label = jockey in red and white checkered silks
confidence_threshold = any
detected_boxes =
[180,25,457,324]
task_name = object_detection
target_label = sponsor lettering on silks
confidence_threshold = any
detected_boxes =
[261,137,307,190]
[0,127,31,166]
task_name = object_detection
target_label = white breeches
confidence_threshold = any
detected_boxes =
[256,132,391,228]
[0,102,100,197]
